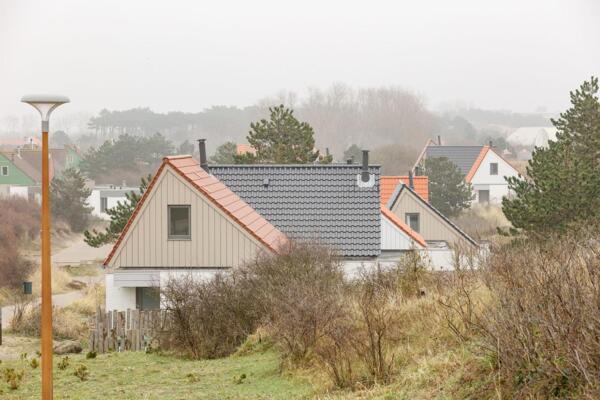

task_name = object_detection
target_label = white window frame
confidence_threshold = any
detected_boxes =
[0,165,8,176]
[100,197,108,213]
[405,213,420,233]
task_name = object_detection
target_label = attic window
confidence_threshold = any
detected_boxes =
[168,205,191,240]
[490,163,498,175]
[0,166,8,176]
[405,213,420,233]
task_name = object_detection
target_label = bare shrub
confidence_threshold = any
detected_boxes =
[11,305,86,341]
[479,233,600,397]
[238,242,347,364]
[350,267,404,385]
[160,273,260,359]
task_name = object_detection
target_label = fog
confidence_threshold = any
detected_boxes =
[1,0,599,128]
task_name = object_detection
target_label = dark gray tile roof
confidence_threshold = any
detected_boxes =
[210,164,381,258]
[425,145,485,175]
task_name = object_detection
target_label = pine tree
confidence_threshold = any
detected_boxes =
[84,174,151,247]
[422,157,473,217]
[234,105,331,164]
[502,77,600,234]
[51,168,93,232]
[210,142,237,164]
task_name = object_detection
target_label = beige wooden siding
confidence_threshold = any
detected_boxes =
[390,190,468,246]
[109,166,267,268]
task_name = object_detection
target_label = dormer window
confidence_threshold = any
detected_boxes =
[168,205,191,240]
[490,163,498,175]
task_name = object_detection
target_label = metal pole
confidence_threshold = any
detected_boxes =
[41,121,53,400]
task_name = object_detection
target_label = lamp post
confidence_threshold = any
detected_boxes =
[21,94,69,400]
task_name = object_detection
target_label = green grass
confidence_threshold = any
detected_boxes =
[0,350,315,399]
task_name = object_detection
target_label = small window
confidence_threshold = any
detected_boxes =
[405,213,420,233]
[136,287,160,310]
[168,205,191,240]
[490,163,498,175]
[100,197,108,212]
[1,166,8,176]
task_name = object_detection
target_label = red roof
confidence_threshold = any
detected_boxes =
[236,144,256,155]
[381,176,429,204]
[464,145,490,183]
[381,206,427,248]
[104,155,287,266]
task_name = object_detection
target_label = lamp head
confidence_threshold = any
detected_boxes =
[21,94,70,122]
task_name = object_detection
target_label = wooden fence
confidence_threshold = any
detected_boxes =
[89,309,169,353]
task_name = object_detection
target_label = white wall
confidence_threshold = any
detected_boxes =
[105,274,137,311]
[89,190,131,220]
[381,214,420,250]
[9,185,29,199]
[471,150,519,204]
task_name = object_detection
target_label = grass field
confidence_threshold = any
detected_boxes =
[0,348,315,399]
[0,333,490,400]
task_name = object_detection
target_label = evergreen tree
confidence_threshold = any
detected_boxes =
[51,168,93,232]
[422,157,473,217]
[177,139,196,156]
[234,105,331,164]
[343,144,362,163]
[210,142,237,164]
[503,77,600,234]
[84,175,152,247]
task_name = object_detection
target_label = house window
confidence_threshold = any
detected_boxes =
[405,213,420,233]
[1,166,8,176]
[168,205,191,240]
[479,190,490,203]
[100,197,108,212]
[136,287,160,310]
[490,163,498,175]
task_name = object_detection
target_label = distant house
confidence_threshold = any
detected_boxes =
[0,146,82,200]
[380,175,428,204]
[88,185,140,220]
[236,143,256,156]
[507,126,557,149]
[413,139,519,204]
[385,181,479,268]
[0,136,42,151]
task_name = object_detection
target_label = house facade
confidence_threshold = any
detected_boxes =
[88,185,141,220]
[104,155,286,311]
[413,140,519,205]
[385,182,479,269]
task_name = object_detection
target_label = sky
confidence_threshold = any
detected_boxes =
[0,0,599,127]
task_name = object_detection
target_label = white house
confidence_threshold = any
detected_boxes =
[413,139,520,204]
[88,185,140,220]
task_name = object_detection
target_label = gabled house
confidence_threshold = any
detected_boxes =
[385,182,478,268]
[0,146,82,200]
[103,154,287,311]
[413,139,519,204]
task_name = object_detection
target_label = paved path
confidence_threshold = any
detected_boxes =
[2,235,109,329]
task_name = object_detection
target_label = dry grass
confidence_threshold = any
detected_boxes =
[452,204,511,240]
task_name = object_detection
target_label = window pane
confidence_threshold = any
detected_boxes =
[169,206,190,238]
[490,163,498,175]
[405,213,420,233]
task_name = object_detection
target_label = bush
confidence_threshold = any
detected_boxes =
[11,305,86,341]
[238,242,347,364]
[480,234,600,397]
[161,272,261,359]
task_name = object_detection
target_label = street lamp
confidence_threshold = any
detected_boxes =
[21,94,69,400]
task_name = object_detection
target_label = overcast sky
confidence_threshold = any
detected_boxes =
[1,0,599,123]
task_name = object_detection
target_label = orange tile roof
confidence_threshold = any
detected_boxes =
[381,206,427,248]
[380,176,429,204]
[465,145,490,183]
[104,155,287,266]
[236,143,256,155]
